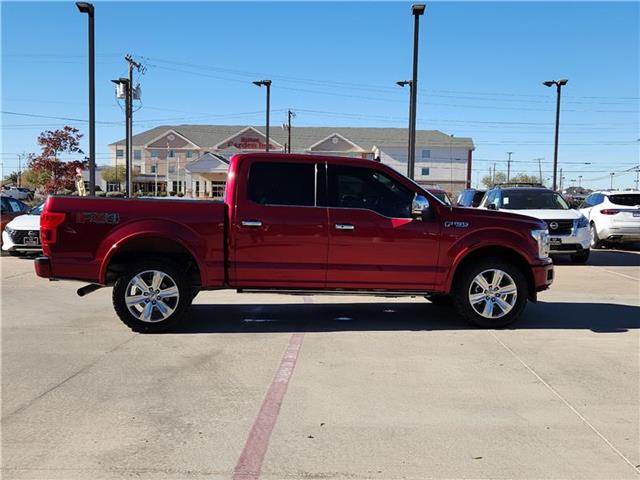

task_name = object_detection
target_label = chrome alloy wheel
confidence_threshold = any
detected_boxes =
[468,269,517,319]
[125,270,180,323]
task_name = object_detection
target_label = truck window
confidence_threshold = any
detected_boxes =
[327,165,413,218]
[248,161,315,206]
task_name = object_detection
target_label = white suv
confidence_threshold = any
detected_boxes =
[479,186,590,263]
[579,191,640,248]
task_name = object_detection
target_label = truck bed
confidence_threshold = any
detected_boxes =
[40,196,226,287]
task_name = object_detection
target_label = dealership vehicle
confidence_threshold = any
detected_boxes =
[579,191,640,248]
[2,203,44,256]
[3,186,33,201]
[478,185,590,263]
[1,195,30,247]
[35,153,554,332]
[456,188,486,208]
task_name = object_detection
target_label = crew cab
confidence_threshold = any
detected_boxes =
[35,153,554,332]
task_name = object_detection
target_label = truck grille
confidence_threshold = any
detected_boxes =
[545,219,573,236]
[8,229,40,245]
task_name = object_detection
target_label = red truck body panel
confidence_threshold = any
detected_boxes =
[37,153,553,296]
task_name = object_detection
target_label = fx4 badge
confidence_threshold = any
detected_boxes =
[444,221,469,228]
[77,212,120,224]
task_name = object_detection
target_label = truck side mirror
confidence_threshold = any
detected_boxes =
[487,203,497,210]
[412,194,430,220]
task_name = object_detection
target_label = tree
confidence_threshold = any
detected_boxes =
[1,171,19,185]
[27,127,86,193]
[481,171,545,188]
[100,165,127,188]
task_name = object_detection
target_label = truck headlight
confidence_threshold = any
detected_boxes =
[531,228,550,259]
[575,215,588,229]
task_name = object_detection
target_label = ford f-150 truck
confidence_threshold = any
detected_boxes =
[35,153,553,332]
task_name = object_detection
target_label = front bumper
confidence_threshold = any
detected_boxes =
[2,230,43,253]
[548,226,590,254]
[532,260,554,293]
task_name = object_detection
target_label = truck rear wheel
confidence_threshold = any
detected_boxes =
[113,258,192,333]
[452,258,527,328]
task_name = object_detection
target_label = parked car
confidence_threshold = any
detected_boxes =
[425,187,452,206]
[35,153,554,332]
[2,203,43,256]
[1,195,30,247]
[479,186,590,263]
[456,189,486,208]
[3,186,33,201]
[579,191,640,248]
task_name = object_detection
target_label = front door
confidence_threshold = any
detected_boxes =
[231,159,328,288]
[325,163,441,290]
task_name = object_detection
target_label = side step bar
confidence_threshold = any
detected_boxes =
[237,288,432,298]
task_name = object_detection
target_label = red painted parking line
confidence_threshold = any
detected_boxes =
[233,298,311,480]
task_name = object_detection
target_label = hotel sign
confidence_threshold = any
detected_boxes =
[221,135,276,150]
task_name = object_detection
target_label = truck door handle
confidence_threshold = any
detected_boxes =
[241,220,263,228]
[335,223,355,230]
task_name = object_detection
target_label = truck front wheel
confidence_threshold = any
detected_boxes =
[113,258,192,333]
[452,258,528,328]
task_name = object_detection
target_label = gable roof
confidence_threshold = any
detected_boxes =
[184,152,230,174]
[110,125,474,150]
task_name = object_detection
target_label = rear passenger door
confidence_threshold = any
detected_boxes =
[230,159,328,288]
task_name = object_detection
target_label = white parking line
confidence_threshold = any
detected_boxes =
[596,267,640,282]
[490,331,640,475]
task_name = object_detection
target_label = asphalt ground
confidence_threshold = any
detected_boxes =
[1,249,639,479]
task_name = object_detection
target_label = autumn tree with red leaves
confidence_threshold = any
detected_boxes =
[27,126,87,193]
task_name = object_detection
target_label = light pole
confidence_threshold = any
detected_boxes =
[396,80,413,177]
[253,80,272,152]
[76,2,95,196]
[578,175,582,188]
[610,172,615,189]
[407,4,426,181]
[543,78,568,191]
[506,152,513,182]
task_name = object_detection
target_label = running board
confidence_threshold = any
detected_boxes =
[237,288,432,298]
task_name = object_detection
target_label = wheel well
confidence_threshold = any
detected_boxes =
[451,246,535,300]
[105,237,202,287]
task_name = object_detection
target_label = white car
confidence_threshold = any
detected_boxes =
[479,186,590,263]
[3,186,33,201]
[2,203,43,255]
[579,191,640,248]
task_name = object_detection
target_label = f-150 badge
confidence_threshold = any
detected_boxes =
[444,221,469,228]
[77,212,120,224]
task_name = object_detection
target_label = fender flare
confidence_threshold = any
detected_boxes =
[97,219,206,285]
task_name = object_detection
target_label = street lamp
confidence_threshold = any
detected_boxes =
[610,172,615,189]
[543,78,568,191]
[76,2,95,195]
[253,80,272,152]
[407,4,426,180]
[396,80,413,176]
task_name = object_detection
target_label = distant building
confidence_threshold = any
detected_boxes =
[108,125,475,196]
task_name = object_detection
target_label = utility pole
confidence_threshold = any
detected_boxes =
[124,54,144,196]
[536,157,543,185]
[492,162,496,185]
[285,109,295,153]
[610,172,615,189]
[17,153,24,187]
[506,152,513,182]
[578,175,582,188]
[559,167,564,191]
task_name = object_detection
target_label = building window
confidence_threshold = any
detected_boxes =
[421,167,430,176]
[186,150,192,159]
[421,150,431,159]
[212,181,225,198]
[151,150,160,159]
[116,149,124,158]
[106,182,120,192]
[134,150,141,160]
[150,165,157,173]
[168,165,175,174]
[168,149,175,158]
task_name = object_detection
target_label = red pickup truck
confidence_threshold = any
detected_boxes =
[35,153,553,332]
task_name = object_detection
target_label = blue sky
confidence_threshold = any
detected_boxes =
[2,1,639,189]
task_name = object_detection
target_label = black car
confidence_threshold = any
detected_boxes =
[455,189,486,208]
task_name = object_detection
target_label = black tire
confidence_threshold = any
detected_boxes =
[570,250,590,264]
[452,257,528,328]
[424,293,453,306]
[112,257,192,333]
[590,223,603,249]
[7,250,21,257]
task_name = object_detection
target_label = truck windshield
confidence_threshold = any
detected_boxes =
[501,190,570,210]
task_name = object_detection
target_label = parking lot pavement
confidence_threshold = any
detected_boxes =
[1,252,639,479]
